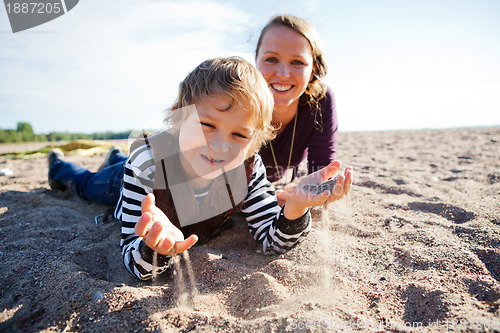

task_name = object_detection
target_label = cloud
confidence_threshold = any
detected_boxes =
[2,0,499,133]
[0,0,254,133]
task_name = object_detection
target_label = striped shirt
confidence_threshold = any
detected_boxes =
[114,141,311,280]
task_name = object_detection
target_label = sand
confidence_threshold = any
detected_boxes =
[1,127,499,332]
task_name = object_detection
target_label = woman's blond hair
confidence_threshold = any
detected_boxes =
[165,57,276,156]
[256,15,328,108]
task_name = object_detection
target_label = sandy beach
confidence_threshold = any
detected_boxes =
[1,127,499,332]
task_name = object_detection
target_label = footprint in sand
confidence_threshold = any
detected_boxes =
[473,249,500,283]
[402,284,450,325]
[359,180,423,197]
[408,202,475,224]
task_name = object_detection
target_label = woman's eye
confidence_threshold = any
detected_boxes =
[265,57,278,63]
[292,60,305,66]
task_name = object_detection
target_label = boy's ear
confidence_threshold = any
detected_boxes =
[172,120,181,130]
[168,104,180,130]
[246,135,259,158]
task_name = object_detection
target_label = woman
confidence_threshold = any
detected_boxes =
[256,15,338,186]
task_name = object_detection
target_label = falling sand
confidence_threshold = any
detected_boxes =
[172,251,199,308]
[151,249,200,309]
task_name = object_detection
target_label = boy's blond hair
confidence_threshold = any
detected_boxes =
[165,57,276,156]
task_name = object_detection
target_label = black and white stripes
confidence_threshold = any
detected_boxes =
[115,141,311,280]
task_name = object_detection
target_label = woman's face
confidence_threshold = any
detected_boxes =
[256,25,314,112]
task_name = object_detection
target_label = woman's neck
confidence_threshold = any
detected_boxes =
[273,100,300,134]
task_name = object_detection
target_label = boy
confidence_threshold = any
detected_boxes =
[48,57,352,280]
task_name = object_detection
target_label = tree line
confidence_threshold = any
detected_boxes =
[0,122,132,143]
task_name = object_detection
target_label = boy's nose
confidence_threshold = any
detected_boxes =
[208,141,229,153]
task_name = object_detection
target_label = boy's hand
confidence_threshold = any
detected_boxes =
[134,193,198,256]
[275,189,287,207]
[283,161,353,220]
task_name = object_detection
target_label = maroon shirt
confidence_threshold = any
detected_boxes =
[259,85,338,182]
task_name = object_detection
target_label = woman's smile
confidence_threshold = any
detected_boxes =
[270,83,294,92]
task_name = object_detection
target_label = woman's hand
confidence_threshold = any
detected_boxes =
[283,161,353,220]
[134,193,198,256]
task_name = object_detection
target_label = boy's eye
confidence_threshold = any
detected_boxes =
[201,122,215,129]
[233,132,248,139]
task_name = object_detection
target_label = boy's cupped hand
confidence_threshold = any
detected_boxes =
[283,161,353,220]
[135,193,198,256]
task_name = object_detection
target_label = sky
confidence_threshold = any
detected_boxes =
[1,0,499,134]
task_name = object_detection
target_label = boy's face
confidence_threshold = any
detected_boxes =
[176,93,255,182]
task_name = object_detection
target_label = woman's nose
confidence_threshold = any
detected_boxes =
[276,63,290,78]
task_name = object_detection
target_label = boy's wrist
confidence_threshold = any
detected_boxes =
[139,240,174,267]
[276,206,310,235]
[283,199,308,220]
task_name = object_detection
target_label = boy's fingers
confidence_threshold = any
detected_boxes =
[157,234,198,256]
[318,160,341,180]
[173,235,199,254]
[320,191,331,204]
[333,175,345,197]
[344,168,353,195]
[157,236,175,256]
[141,193,156,214]
[308,190,330,206]
[135,212,153,237]
[144,221,163,250]
[323,176,346,204]
[276,190,288,204]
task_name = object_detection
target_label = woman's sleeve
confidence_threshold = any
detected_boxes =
[242,155,311,254]
[307,86,339,173]
[117,142,173,280]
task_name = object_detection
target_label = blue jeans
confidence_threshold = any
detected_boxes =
[49,153,127,207]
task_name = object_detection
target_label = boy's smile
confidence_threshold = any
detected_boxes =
[176,93,255,188]
[201,154,224,164]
